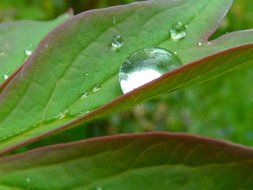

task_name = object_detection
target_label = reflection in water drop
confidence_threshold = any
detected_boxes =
[119,48,182,94]
[111,34,123,50]
[170,22,187,41]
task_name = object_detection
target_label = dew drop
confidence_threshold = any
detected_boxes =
[81,92,90,99]
[119,48,182,94]
[76,111,90,117]
[26,178,31,183]
[170,22,187,41]
[85,73,89,77]
[24,44,34,57]
[111,34,123,50]
[55,109,69,120]
[92,84,101,93]
[198,42,202,46]
[3,73,9,80]
[20,66,25,78]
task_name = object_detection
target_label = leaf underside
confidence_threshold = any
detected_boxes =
[0,133,253,189]
[0,0,253,154]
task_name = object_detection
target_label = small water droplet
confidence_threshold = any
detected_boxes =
[198,42,202,46]
[96,187,104,190]
[92,84,101,93]
[85,111,90,114]
[174,51,178,55]
[170,22,187,41]
[76,111,90,117]
[24,44,34,57]
[81,92,90,99]
[20,66,25,78]
[119,48,182,94]
[3,73,9,80]
[55,109,69,119]
[111,34,123,50]
[85,73,89,77]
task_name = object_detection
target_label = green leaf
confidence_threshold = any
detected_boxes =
[0,0,253,154]
[0,133,253,189]
[0,13,71,84]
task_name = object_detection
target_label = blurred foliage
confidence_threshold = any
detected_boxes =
[0,0,139,21]
[2,0,253,154]
[0,0,66,21]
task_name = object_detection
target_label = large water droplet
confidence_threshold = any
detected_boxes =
[170,22,187,41]
[111,34,123,50]
[119,48,182,94]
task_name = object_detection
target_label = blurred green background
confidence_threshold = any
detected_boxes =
[1,0,253,151]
